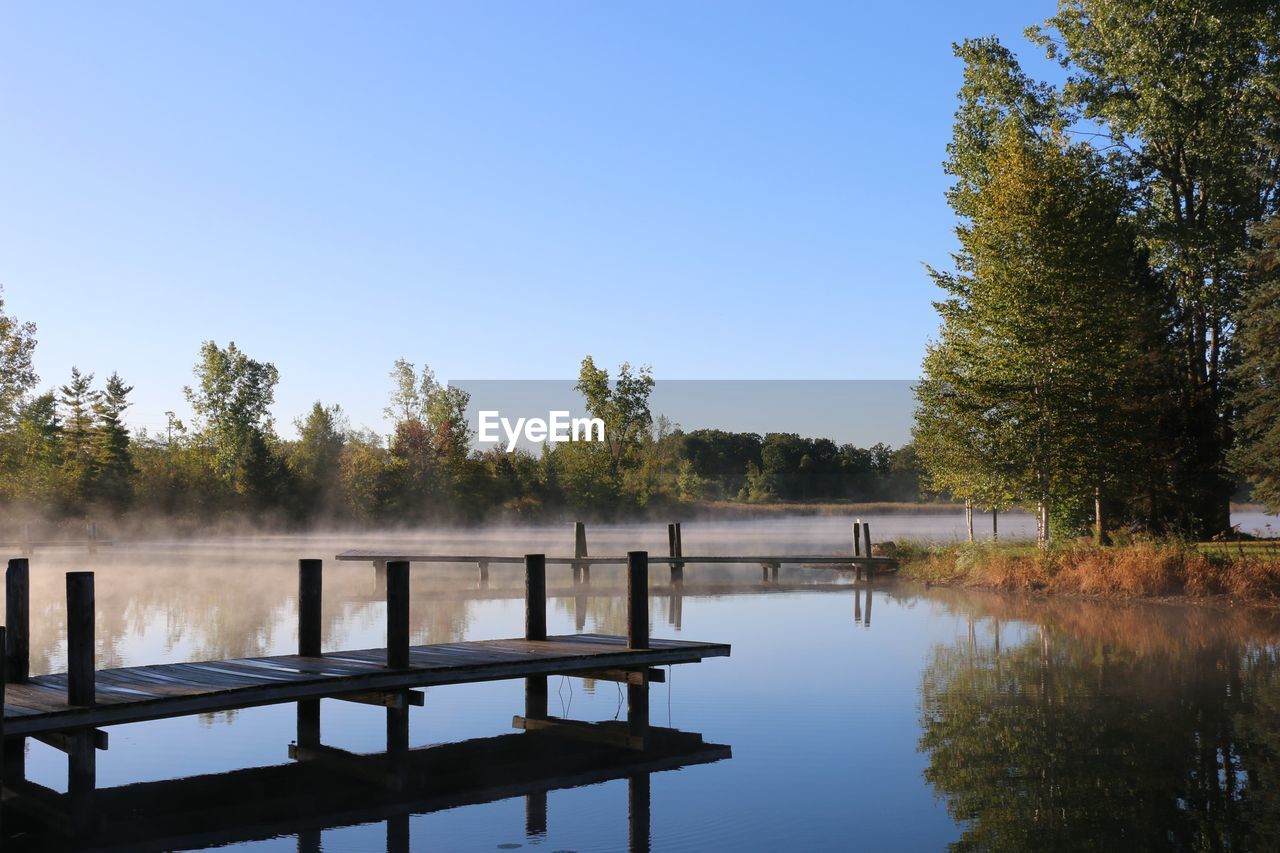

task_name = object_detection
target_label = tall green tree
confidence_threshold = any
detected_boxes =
[919,116,1155,545]
[1232,216,1280,512]
[183,340,284,503]
[1030,0,1280,533]
[289,401,347,519]
[575,357,654,474]
[59,367,100,507]
[91,372,136,510]
[0,287,37,430]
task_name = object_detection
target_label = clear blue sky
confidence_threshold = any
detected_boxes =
[0,1,1062,439]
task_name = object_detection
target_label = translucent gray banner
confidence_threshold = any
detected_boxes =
[451,379,916,452]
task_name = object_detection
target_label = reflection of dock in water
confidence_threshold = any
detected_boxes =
[3,724,729,852]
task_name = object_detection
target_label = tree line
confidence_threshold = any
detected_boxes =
[0,311,927,527]
[915,1,1280,546]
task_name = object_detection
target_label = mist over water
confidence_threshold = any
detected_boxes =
[7,510,1280,850]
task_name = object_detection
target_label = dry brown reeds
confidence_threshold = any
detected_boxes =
[904,540,1280,601]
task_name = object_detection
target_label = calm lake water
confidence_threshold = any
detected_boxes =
[5,512,1280,851]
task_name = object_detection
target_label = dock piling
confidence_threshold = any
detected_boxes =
[7,557,30,683]
[297,559,322,749]
[573,522,589,584]
[524,553,550,733]
[668,523,684,584]
[853,518,861,557]
[386,561,410,669]
[526,554,547,642]
[299,559,322,657]
[66,572,95,707]
[862,522,873,568]
[627,551,649,650]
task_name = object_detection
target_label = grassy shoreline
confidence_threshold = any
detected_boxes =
[896,539,1280,603]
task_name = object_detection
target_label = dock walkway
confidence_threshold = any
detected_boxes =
[2,633,727,737]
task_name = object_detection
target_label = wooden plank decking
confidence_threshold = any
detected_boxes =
[1,633,729,737]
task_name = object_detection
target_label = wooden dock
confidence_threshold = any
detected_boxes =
[1,633,726,737]
[1,551,729,842]
[337,518,898,584]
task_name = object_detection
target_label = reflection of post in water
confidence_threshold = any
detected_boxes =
[669,585,683,631]
[387,812,410,853]
[575,587,588,632]
[629,771,652,852]
[853,588,873,627]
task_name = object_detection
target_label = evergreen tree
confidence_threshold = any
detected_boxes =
[1231,217,1280,513]
[92,372,136,510]
[59,367,100,507]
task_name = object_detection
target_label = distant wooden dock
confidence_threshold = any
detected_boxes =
[1,550,729,841]
[338,519,899,584]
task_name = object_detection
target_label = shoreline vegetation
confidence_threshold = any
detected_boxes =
[897,539,1280,605]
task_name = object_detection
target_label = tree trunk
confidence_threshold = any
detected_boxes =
[1095,485,1104,546]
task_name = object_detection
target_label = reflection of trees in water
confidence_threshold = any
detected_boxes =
[918,595,1280,850]
[18,551,475,674]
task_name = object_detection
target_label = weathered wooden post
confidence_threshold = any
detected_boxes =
[525,554,548,721]
[297,559,322,749]
[525,554,547,642]
[67,572,95,707]
[477,560,490,589]
[965,500,974,542]
[627,551,648,650]
[299,559,323,657]
[573,521,589,584]
[87,520,98,555]
[7,557,29,683]
[386,561,410,669]
[862,522,873,576]
[668,523,684,584]
[853,518,862,557]
[992,509,999,542]
[373,559,387,595]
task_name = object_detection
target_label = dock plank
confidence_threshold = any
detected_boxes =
[3,634,728,737]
